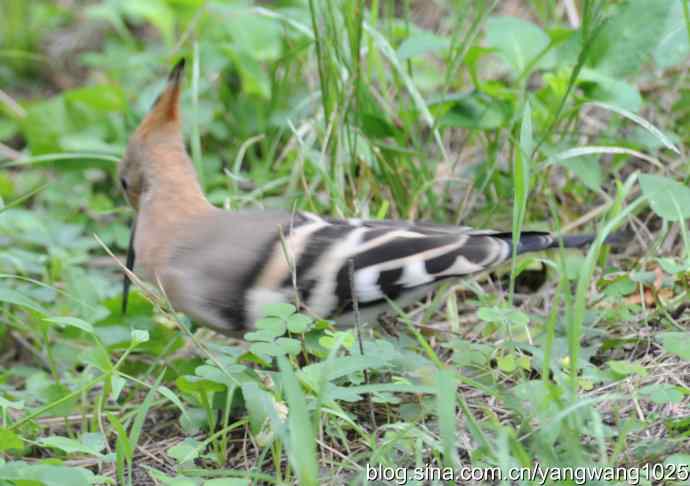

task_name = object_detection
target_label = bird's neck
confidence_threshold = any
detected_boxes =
[141,132,212,215]
[134,134,214,281]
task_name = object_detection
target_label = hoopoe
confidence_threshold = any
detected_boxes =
[118,60,603,335]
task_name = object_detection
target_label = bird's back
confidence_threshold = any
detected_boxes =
[162,209,576,334]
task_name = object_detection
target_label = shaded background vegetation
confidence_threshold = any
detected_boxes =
[1,0,690,485]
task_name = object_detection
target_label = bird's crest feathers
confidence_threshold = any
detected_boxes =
[137,58,186,137]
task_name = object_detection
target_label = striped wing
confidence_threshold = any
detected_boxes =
[243,212,558,324]
[170,210,588,332]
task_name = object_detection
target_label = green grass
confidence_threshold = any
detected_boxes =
[1,0,690,485]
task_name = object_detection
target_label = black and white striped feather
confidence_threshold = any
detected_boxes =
[164,210,596,333]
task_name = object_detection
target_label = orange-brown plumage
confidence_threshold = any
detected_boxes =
[119,59,212,285]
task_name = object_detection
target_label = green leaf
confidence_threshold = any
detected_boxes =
[21,96,68,155]
[477,306,529,328]
[578,68,642,113]
[398,31,450,60]
[255,316,287,336]
[121,0,175,46]
[131,329,150,344]
[608,360,647,377]
[276,337,302,356]
[437,93,510,130]
[602,276,636,298]
[38,433,106,457]
[654,1,690,69]
[278,356,318,486]
[657,257,690,275]
[0,285,46,313]
[64,84,126,112]
[43,316,94,334]
[665,453,690,467]
[640,383,684,404]
[485,16,555,76]
[250,341,284,357]
[204,479,250,486]
[229,52,271,99]
[286,313,313,334]
[640,174,690,221]
[0,462,97,486]
[588,0,673,77]
[0,428,23,452]
[110,374,126,402]
[263,303,296,319]
[658,332,690,361]
[245,329,282,342]
[176,375,225,395]
[557,156,603,191]
[497,354,517,373]
[167,438,202,464]
[0,397,24,410]
[241,382,283,436]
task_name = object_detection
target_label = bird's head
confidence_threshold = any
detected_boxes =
[118,59,186,210]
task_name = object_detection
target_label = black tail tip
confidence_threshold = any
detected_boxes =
[168,58,186,83]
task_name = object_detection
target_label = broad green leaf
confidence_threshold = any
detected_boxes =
[0,397,24,410]
[241,382,283,436]
[437,93,510,130]
[608,360,647,377]
[640,174,690,221]
[43,316,94,334]
[0,429,23,452]
[21,96,68,155]
[121,0,175,46]
[167,438,202,464]
[276,337,302,356]
[0,286,46,313]
[497,354,517,373]
[228,52,271,99]
[557,156,603,191]
[204,479,250,486]
[588,0,673,77]
[64,84,126,112]
[110,374,126,402]
[640,383,684,404]
[665,453,690,467]
[245,329,283,341]
[176,375,225,395]
[255,316,287,336]
[250,341,284,357]
[578,68,642,113]
[0,462,97,486]
[38,434,106,457]
[220,11,284,61]
[658,332,690,361]
[654,3,690,69]
[485,16,555,76]
[262,303,296,319]
[194,364,241,387]
[131,329,149,344]
[657,257,690,275]
[477,306,529,328]
[286,313,313,333]
[398,32,450,60]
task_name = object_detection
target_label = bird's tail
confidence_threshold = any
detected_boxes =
[493,231,623,256]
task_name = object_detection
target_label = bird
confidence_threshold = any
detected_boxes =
[118,59,604,335]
